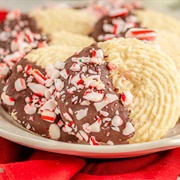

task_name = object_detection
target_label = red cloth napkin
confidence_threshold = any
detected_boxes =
[0,137,180,180]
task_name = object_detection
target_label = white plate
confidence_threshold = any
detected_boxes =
[0,106,180,158]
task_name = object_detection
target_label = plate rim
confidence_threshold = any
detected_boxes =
[0,107,180,158]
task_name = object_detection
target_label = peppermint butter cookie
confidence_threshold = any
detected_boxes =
[155,30,180,72]
[0,45,81,142]
[0,10,49,93]
[49,30,94,49]
[30,8,96,36]
[98,38,180,143]
[1,58,78,142]
[56,43,134,145]
[135,9,180,37]
[134,9,180,71]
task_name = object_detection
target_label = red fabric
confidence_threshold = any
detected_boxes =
[0,10,8,22]
[0,137,180,180]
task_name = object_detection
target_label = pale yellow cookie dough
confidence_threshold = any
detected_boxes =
[135,9,180,72]
[50,31,94,50]
[25,45,78,68]
[98,38,180,143]
[155,29,180,72]
[30,8,96,36]
[135,9,180,37]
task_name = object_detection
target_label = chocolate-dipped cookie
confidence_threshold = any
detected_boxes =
[0,10,49,94]
[56,43,135,145]
[90,8,141,42]
[1,58,77,142]
[30,7,96,36]
[98,38,180,143]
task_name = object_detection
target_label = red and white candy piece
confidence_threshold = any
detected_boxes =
[86,119,102,133]
[46,64,56,77]
[63,112,73,122]
[25,29,34,43]
[107,62,118,70]
[75,108,88,120]
[24,65,32,75]
[27,83,46,96]
[54,79,64,92]
[38,41,48,48]
[94,94,118,111]
[1,92,15,106]
[125,28,157,41]
[55,61,65,70]
[0,63,9,76]
[123,122,135,135]
[41,110,56,122]
[70,63,81,72]
[79,130,89,142]
[60,69,69,79]
[10,39,20,52]
[89,136,100,145]
[14,78,26,91]
[111,115,123,127]
[121,91,133,106]
[24,104,37,115]
[40,99,56,111]
[83,89,104,102]
[32,69,46,85]
[49,124,61,140]
[109,8,129,18]
[6,9,21,20]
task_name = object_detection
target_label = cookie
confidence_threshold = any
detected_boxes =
[135,9,180,37]
[49,30,94,49]
[89,7,156,42]
[134,9,180,71]
[56,43,134,145]
[90,8,141,42]
[98,38,180,143]
[1,45,81,142]
[0,10,49,93]
[30,8,96,36]
[155,30,180,72]
[86,0,143,18]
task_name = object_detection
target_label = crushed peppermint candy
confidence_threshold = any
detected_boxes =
[14,78,26,91]
[121,91,133,106]
[125,28,157,41]
[49,124,61,140]
[1,92,15,106]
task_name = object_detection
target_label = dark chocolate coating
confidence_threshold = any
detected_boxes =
[57,44,134,145]
[4,58,77,143]
[90,12,141,42]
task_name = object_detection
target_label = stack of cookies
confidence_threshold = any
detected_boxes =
[0,0,180,145]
